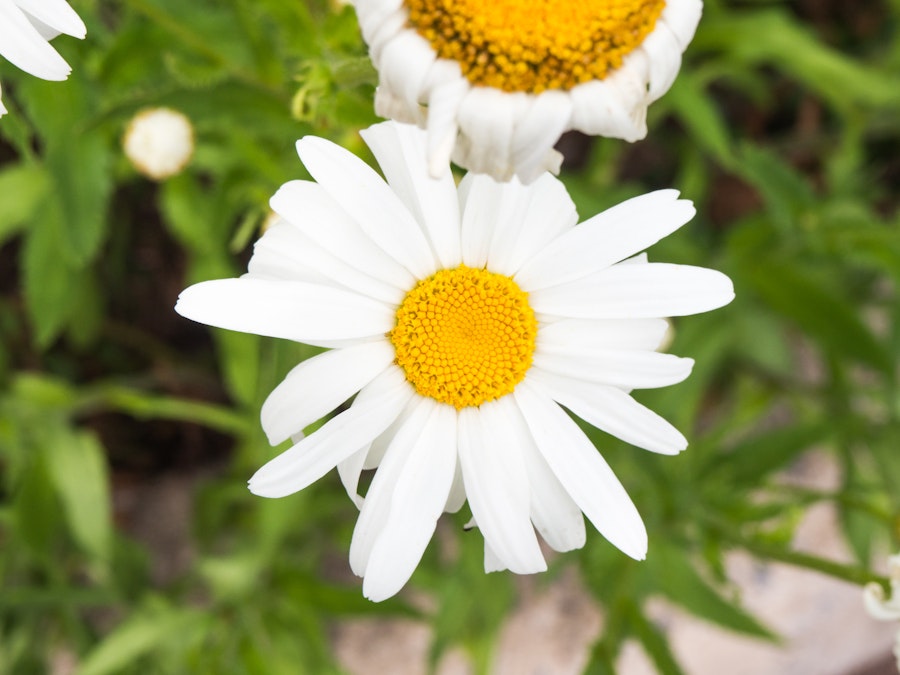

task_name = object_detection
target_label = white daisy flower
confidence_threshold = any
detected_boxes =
[352,0,702,183]
[0,0,86,116]
[175,121,733,601]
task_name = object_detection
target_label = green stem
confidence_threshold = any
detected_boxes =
[713,524,889,588]
[75,384,251,437]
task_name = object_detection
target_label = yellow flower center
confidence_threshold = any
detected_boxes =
[389,265,537,409]
[405,0,666,93]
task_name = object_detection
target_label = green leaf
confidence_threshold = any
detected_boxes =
[77,598,206,675]
[44,132,113,265]
[22,205,85,347]
[704,422,830,485]
[646,544,776,640]
[741,258,893,373]
[0,163,49,245]
[13,446,59,558]
[736,144,815,234]
[696,11,900,111]
[667,72,734,168]
[44,429,113,561]
[629,606,686,675]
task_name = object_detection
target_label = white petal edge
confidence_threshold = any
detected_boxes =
[249,365,413,498]
[458,400,547,574]
[261,340,396,446]
[270,179,414,291]
[529,369,687,455]
[296,135,437,279]
[514,380,647,560]
[515,190,693,292]
[348,396,435,576]
[533,345,695,390]
[363,402,458,601]
[529,263,736,319]
[361,121,462,269]
[175,277,395,345]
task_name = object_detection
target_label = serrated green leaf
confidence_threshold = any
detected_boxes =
[45,132,113,265]
[736,144,815,233]
[0,163,48,245]
[629,606,686,675]
[44,429,113,561]
[22,207,79,347]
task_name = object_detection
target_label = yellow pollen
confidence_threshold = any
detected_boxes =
[405,0,666,93]
[389,265,537,409]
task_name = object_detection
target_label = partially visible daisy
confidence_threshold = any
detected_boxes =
[353,0,701,182]
[0,0,86,116]
[864,553,900,670]
[176,121,733,601]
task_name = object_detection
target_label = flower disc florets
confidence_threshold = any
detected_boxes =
[390,265,537,409]
[406,0,666,93]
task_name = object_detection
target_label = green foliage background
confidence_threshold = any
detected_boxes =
[0,0,898,673]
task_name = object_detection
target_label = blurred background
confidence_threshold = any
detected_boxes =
[0,0,898,673]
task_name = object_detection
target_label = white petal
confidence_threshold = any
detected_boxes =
[569,77,647,142]
[502,402,586,552]
[0,0,71,80]
[296,135,437,279]
[641,21,683,102]
[461,175,540,271]
[175,278,395,344]
[348,396,434,576]
[453,87,527,181]
[363,403,457,601]
[337,444,369,508]
[459,174,502,269]
[16,0,85,38]
[529,370,687,455]
[423,61,469,177]
[494,173,579,276]
[537,318,669,352]
[458,401,547,574]
[444,458,466,513]
[533,345,694,390]
[354,0,403,42]
[248,366,413,498]
[515,190,693,291]
[260,340,396,445]
[509,90,572,184]
[484,541,507,573]
[661,0,703,49]
[514,380,647,560]
[361,121,462,268]
[249,222,404,305]
[377,30,435,112]
[530,263,735,319]
[270,180,414,291]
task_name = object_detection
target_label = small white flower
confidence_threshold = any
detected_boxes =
[865,554,900,670]
[0,0,86,116]
[176,121,733,601]
[123,108,195,181]
[352,0,702,182]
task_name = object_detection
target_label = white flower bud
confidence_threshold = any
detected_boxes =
[123,108,194,181]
